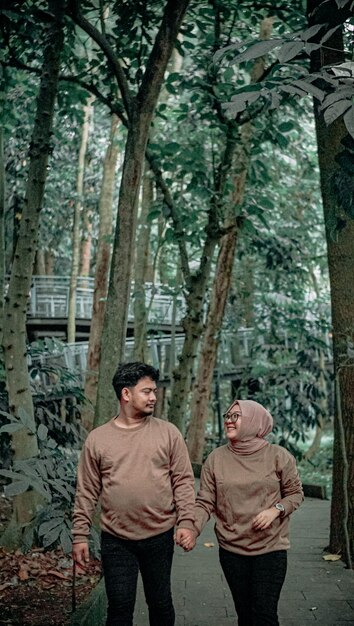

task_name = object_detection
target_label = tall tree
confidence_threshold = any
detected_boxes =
[67,96,94,343]
[68,0,192,425]
[307,0,354,566]
[82,113,120,432]
[187,16,274,464]
[1,0,66,546]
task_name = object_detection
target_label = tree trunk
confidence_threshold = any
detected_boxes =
[34,249,46,276]
[94,0,191,426]
[67,97,94,343]
[308,0,354,565]
[80,208,93,277]
[133,164,154,361]
[0,128,5,347]
[81,113,120,432]
[1,0,65,548]
[187,16,274,462]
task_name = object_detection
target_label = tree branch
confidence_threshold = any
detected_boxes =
[67,0,134,121]
[146,148,191,281]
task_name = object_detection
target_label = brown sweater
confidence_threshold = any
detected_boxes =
[72,417,196,543]
[195,442,303,555]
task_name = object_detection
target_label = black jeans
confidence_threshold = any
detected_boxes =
[219,547,287,626]
[101,528,175,626]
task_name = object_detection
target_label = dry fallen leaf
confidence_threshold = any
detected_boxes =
[203,542,215,548]
[322,554,341,561]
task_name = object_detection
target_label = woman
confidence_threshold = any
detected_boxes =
[181,399,303,626]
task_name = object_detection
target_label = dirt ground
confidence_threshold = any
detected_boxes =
[0,495,101,626]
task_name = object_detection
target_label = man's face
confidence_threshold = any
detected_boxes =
[124,376,157,417]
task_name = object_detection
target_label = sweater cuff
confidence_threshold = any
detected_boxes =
[175,520,195,531]
[72,535,89,544]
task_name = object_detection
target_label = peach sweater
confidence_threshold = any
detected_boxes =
[72,417,196,543]
[195,442,303,555]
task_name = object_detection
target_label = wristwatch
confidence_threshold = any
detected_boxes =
[274,503,285,516]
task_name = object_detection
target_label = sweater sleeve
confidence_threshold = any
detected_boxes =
[277,450,304,517]
[72,435,102,544]
[169,432,196,530]
[194,456,216,535]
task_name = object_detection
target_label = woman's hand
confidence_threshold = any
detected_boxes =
[174,528,197,551]
[252,507,280,530]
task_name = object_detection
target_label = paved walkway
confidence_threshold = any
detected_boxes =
[133,498,354,626]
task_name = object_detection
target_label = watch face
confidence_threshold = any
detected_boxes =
[276,503,285,511]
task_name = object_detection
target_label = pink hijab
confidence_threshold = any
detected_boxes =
[226,399,273,455]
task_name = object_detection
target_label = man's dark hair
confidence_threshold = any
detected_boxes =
[112,361,160,400]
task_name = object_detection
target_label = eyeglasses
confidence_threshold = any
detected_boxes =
[223,411,241,424]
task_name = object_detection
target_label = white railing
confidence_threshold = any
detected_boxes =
[27,329,255,394]
[27,276,185,325]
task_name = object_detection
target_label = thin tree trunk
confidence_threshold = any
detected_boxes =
[81,114,120,432]
[187,16,274,461]
[1,0,65,548]
[308,0,354,565]
[80,208,93,277]
[133,164,154,361]
[94,0,191,426]
[34,249,46,276]
[0,128,5,347]
[67,97,94,343]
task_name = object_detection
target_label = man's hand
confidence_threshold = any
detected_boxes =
[72,542,90,566]
[252,507,280,531]
[174,528,197,552]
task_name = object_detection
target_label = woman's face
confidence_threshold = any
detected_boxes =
[224,404,242,442]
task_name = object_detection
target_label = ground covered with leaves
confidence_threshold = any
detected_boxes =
[0,496,101,626]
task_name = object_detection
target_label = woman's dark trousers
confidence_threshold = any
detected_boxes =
[219,547,287,626]
[101,528,175,626]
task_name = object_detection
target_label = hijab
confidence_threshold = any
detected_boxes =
[226,399,273,456]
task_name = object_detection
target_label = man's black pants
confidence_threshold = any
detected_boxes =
[219,547,287,626]
[101,528,175,626]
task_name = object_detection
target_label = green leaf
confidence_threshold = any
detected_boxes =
[230,39,282,65]
[60,527,72,554]
[344,107,354,138]
[42,525,62,548]
[324,100,351,126]
[5,480,30,497]
[38,517,64,537]
[278,121,295,132]
[37,424,48,441]
[0,422,25,434]
[17,407,36,433]
[277,41,304,64]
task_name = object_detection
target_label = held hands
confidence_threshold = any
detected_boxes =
[72,542,90,567]
[174,528,197,552]
[252,507,280,531]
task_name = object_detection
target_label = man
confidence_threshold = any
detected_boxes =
[72,361,195,626]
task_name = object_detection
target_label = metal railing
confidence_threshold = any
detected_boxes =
[27,276,185,325]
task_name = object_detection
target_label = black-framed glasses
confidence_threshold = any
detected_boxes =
[223,411,241,424]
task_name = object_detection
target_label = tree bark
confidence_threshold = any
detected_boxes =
[308,0,354,565]
[93,0,191,426]
[187,16,274,462]
[81,113,120,432]
[67,96,94,343]
[133,164,154,361]
[1,0,65,547]
[0,128,5,347]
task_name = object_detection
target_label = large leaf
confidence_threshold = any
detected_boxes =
[277,41,304,64]
[38,516,65,537]
[324,100,351,126]
[4,480,30,497]
[230,39,282,65]
[344,106,354,138]
[0,422,25,434]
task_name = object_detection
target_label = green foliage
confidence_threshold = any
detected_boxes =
[0,411,99,556]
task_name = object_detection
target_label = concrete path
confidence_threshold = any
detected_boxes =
[133,498,354,626]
